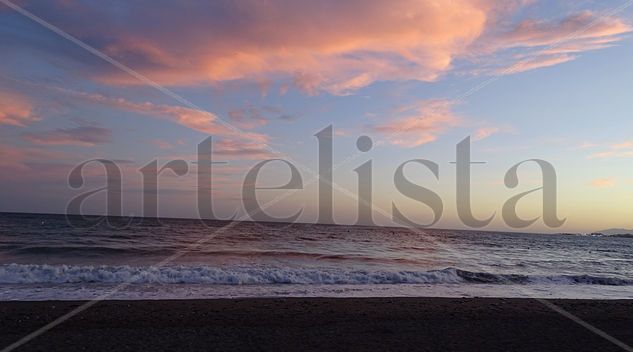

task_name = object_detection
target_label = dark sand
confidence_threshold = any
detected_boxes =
[2,298,633,351]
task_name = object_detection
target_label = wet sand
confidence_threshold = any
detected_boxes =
[1,297,633,351]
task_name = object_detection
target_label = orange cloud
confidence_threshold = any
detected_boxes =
[0,89,38,126]
[370,100,461,147]
[612,141,633,150]
[590,178,616,188]
[589,141,633,159]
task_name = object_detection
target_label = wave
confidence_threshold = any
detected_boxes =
[0,264,631,286]
[9,246,146,255]
[4,247,425,265]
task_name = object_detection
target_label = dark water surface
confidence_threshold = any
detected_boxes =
[1,213,632,300]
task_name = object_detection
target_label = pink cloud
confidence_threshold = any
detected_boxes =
[213,139,276,159]
[497,11,630,49]
[472,126,501,141]
[90,6,633,89]
[151,139,175,150]
[6,3,630,93]
[56,88,270,144]
[0,143,77,182]
[496,54,575,74]
[227,105,272,129]
[7,83,276,160]
[23,125,112,146]
[6,0,633,106]
[32,1,497,94]
[0,89,39,126]
[370,100,461,147]
[488,11,631,75]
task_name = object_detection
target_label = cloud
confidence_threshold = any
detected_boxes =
[488,11,631,75]
[53,87,270,144]
[228,105,273,129]
[5,82,276,159]
[589,141,633,159]
[213,139,276,159]
[497,11,630,49]
[228,104,296,128]
[151,139,175,150]
[23,124,112,146]
[472,126,501,141]
[0,142,76,181]
[496,54,575,74]
[2,0,501,94]
[0,89,39,126]
[277,114,298,122]
[590,178,616,188]
[1,2,629,98]
[370,100,461,147]
[612,141,633,150]
[100,0,494,93]
[578,142,599,149]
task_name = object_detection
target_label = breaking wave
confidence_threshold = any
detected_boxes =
[0,264,631,286]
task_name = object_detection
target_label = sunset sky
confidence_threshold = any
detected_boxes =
[1,0,633,232]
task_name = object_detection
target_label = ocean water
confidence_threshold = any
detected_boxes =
[1,212,632,300]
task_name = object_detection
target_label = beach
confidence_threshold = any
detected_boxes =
[2,215,633,350]
[2,0,632,350]
[2,297,633,351]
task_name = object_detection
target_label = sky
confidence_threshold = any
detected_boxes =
[1,0,633,233]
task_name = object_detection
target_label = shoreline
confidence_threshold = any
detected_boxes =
[2,297,633,351]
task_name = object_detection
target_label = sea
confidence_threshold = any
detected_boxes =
[1,212,632,300]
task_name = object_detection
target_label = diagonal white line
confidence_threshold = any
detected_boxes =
[1,1,632,351]
[455,0,633,103]
[360,0,633,153]
[536,298,633,352]
[0,0,306,174]
[5,167,633,352]
[0,185,298,352]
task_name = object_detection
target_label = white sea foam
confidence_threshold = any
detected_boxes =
[1,264,631,286]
